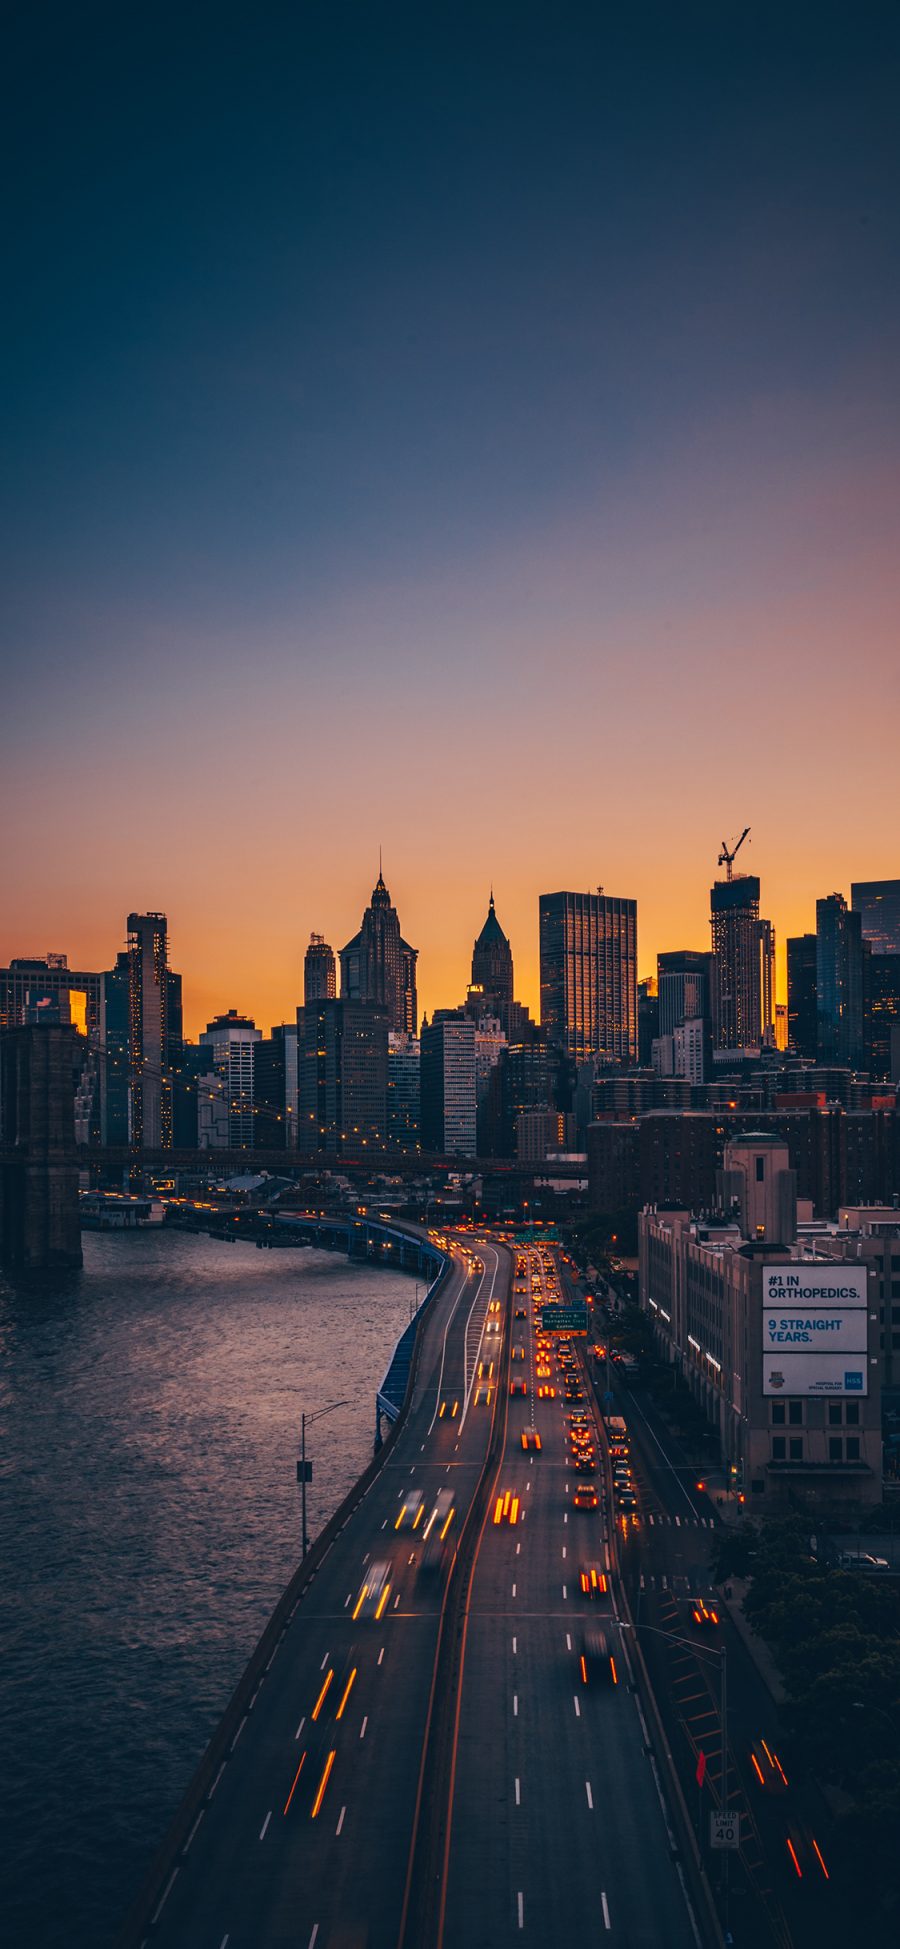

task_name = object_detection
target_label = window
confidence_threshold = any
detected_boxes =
[756,1156,765,1181]
[772,1437,786,1460]
[828,1404,842,1426]
[846,1437,860,1461]
[789,1437,803,1461]
[846,1403,860,1426]
[771,1402,786,1425]
[829,1437,843,1462]
[788,1401,804,1426]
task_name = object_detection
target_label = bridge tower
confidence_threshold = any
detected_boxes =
[0,1024,83,1271]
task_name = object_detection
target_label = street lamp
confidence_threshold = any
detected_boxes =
[297,1399,349,1558]
[852,1700,900,1737]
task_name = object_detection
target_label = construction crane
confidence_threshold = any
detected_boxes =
[718,827,750,880]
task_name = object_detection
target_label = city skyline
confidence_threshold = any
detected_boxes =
[2,845,895,1042]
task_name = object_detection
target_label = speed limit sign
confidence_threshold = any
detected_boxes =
[710,1810,740,1850]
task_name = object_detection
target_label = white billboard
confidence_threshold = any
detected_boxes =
[762,1266,867,1308]
[762,1264,870,1397]
[763,1352,868,1397]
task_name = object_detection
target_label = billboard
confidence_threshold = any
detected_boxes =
[762,1264,869,1397]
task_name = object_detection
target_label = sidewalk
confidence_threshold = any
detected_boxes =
[718,1576,786,1707]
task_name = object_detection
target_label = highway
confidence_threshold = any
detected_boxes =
[129,1234,707,1949]
[439,1242,700,1949]
[139,1236,504,1949]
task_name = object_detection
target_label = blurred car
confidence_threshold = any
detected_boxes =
[352,1560,392,1621]
[688,1596,720,1628]
[515,1305,527,1319]
[474,1383,493,1406]
[614,1486,637,1510]
[509,1378,527,1397]
[521,1429,542,1451]
[574,1451,596,1474]
[493,1489,521,1525]
[579,1625,618,1686]
[537,1383,556,1399]
[573,1483,600,1511]
[512,1344,525,1361]
[579,1564,608,1599]
[749,1738,788,1795]
[394,1488,426,1532]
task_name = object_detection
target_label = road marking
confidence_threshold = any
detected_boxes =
[378,1646,385,1666]
[360,1715,368,1739]
[394,1592,401,1608]
[566,1633,572,1649]
[183,1811,204,1853]
[585,1781,593,1810]
[259,1810,271,1841]
[336,1805,346,1835]
[295,1716,306,1739]
[512,1583,516,1597]
[562,1546,566,1559]
[562,1584,567,1600]
[516,1542,521,1555]
[675,1514,681,1527]
[526,1482,531,1491]
[210,1761,226,1797]
[420,1443,425,1452]
[563,1512,568,1525]
[344,1593,352,1608]
[320,1653,330,1671]
[573,1696,581,1717]
[649,1514,655,1525]
[512,1635,517,1653]
[230,1717,247,1752]
[150,1870,179,1926]
[515,1776,521,1804]
[219,1937,229,1948]
[601,1891,611,1929]
[517,1891,524,1929]
[513,1693,518,1716]
[381,1518,387,1529]
[308,1928,319,1949]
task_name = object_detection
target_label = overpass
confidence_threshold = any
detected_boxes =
[78,1144,588,1183]
[117,1228,714,1949]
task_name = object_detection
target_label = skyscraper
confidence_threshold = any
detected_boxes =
[470,893,514,1031]
[709,877,774,1051]
[126,912,180,1148]
[816,894,864,1068]
[786,934,817,1059]
[199,1010,261,1148]
[340,869,418,1034]
[539,889,637,1065]
[851,880,900,956]
[298,1000,388,1156]
[657,950,710,1039]
[420,1012,477,1155]
[304,934,336,1004]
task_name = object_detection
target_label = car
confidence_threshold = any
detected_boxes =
[352,1560,393,1620]
[474,1383,493,1406]
[493,1489,521,1525]
[477,1358,495,1381]
[609,1443,630,1460]
[838,1551,889,1570]
[579,1626,618,1686]
[536,1365,552,1379]
[567,1410,589,1426]
[579,1564,609,1599]
[421,1487,455,1543]
[574,1452,596,1474]
[284,1650,359,1819]
[515,1305,527,1319]
[512,1344,525,1361]
[537,1383,556,1400]
[521,1429,542,1451]
[688,1596,720,1628]
[509,1378,527,1397]
[394,1488,426,1531]
[614,1487,637,1510]
[749,1739,788,1795]
[486,1318,500,1335]
[573,1483,600,1511]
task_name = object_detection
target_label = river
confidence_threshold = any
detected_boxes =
[0,1227,418,1948]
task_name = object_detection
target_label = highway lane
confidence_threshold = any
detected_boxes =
[441,1244,700,1948]
[142,1237,510,1949]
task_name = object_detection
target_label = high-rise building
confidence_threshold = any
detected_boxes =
[199,1010,261,1148]
[340,870,418,1034]
[539,889,637,1065]
[657,950,710,1040]
[471,894,514,1032]
[420,1012,477,1155]
[787,934,818,1059]
[816,894,864,1069]
[126,913,181,1148]
[298,1000,388,1156]
[852,880,900,956]
[709,877,774,1051]
[863,956,900,1080]
[637,977,659,1066]
[387,1032,420,1153]
[304,934,336,1004]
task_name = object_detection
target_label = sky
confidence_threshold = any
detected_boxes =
[2,1,899,1037]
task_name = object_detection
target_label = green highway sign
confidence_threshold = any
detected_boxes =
[541,1304,588,1334]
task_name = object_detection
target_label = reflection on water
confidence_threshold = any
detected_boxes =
[0,1229,416,1948]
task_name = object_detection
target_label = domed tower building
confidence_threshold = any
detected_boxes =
[471,892,514,1034]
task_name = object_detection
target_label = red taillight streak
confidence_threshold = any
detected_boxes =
[580,1655,588,1684]
[283,1752,306,1815]
[335,1667,357,1720]
[787,1838,803,1879]
[311,1750,336,1819]
[812,1838,829,1879]
[750,1753,765,1785]
[609,1658,618,1685]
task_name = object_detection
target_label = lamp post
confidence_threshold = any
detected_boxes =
[297,1398,349,1559]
